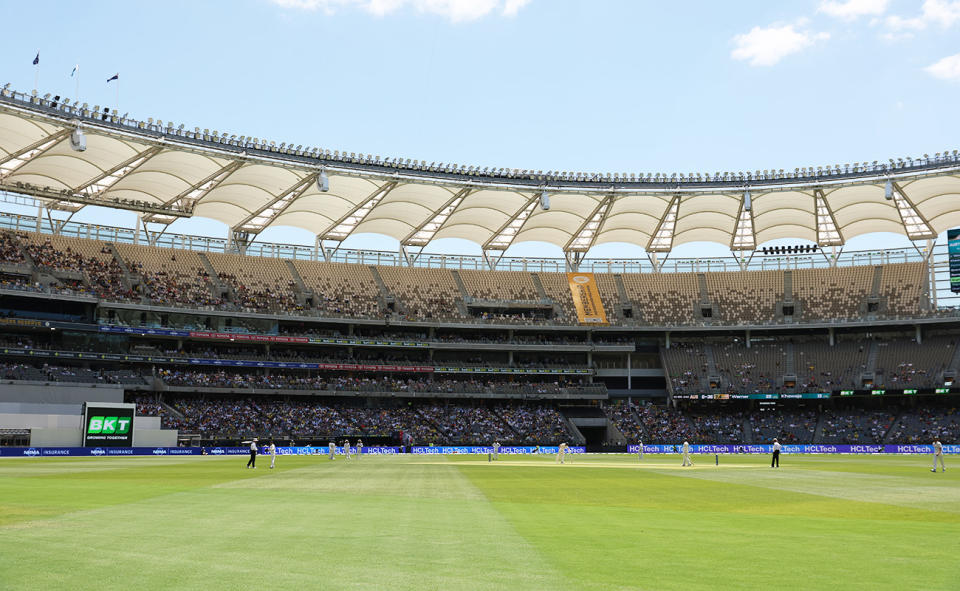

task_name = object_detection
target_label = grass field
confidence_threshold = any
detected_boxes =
[1,453,958,590]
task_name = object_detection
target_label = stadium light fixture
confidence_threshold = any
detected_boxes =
[317,170,329,192]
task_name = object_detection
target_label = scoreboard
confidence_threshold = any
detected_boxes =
[82,402,135,447]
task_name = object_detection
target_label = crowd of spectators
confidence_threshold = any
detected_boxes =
[819,409,897,444]
[134,394,561,444]
[0,233,26,264]
[886,406,960,443]
[749,409,817,444]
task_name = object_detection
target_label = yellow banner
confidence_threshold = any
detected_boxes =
[566,273,608,325]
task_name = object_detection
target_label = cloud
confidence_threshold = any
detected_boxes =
[731,23,830,67]
[269,0,530,21]
[818,0,889,20]
[885,0,960,30]
[925,52,960,80]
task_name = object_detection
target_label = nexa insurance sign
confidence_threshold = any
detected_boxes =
[83,405,135,447]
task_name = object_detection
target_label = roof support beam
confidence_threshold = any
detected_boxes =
[564,195,614,252]
[234,172,319,233]
[401,187,473,247]
[0,129,71,177]
[73,146,162,195]
[482,194,540,251]
[320,181,399,241]
[814,189,843,246]
[729,192,756,252]
[141,160,243,223]
[890,181,935,239]
[646,196,680,252]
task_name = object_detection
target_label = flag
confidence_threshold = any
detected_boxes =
[71,65,78,77]
[107,73,118,83]
[32,53,39,66]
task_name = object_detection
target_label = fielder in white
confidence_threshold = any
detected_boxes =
[681,441,693,467]
[637,439,644,461]
[493,441,500,460]
[932,437,946,473]
[269,441,277,469]
[328,440,336,460]
[556,442,567,464]
[342,439,352,460]
[356,438,363,459]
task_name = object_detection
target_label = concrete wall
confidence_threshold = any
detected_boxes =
[133,429,178,447]
[30,428,82,446]
[0,382,124,404]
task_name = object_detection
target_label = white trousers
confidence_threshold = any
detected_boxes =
[933,454,945,471]
[682,452,692,466]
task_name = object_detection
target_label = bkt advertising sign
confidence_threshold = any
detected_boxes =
[82,403,135,448]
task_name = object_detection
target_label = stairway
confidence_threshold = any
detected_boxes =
[947,342,960,374]
[105,242,139,294]
[882,411,904,443]
[783,270,793,303]
[696,273,710,304]
[367,265,397,314]
[742,418,753,444]
[813,413,826,443]
[197,252,232,301]
[530,272,549,300]
[285,259,317,308]
[870,265,884,299]
[865,340,879,374]
[784,342,796,375]
[450,269,471,299]
[703,344,719,390]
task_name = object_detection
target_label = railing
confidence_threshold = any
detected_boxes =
[0,208,932,273]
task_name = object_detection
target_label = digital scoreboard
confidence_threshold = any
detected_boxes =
[82,402,135,447]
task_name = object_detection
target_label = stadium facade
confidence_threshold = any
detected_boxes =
[1,85,959,450]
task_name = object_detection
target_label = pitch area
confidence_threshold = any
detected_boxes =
[0,453,957,590]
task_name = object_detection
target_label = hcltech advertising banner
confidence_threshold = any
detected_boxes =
[82,403,135,447]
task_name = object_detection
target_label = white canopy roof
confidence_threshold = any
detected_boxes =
[2,88,959,255]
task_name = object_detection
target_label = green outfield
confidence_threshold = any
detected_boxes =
[0,453,957,590]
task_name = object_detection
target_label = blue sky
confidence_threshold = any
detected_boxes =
[1,0,959,260]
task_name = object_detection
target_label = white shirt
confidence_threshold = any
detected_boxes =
[682,442,690,453]
[773,442,781,452]
[269,444,276,455]
[249,441,257,452]
[934,441,943,455]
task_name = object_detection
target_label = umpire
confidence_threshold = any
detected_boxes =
[243,437,259,468]
[771,438,781,468]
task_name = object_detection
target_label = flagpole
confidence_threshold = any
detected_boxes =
[33,56,39,94]
[74,66,80,102]
[115,78,119,114]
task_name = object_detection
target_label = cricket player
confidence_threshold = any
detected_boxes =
[556,442,567,464]
[268,441,277,469]
[932,437,946,473]
[637,439,644,461]
[342,439,352,460]
[242,437,258,469]
[328,439,336,460]
[356,438,363,459]
[493,441,500,460]
[681,440,693,467]
[771,438,781,468]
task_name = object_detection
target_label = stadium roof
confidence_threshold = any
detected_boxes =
[2,86,960,259]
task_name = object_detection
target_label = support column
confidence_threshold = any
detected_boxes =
[829,327,835,346]
[916,325,922,345]
[665,331,671,349]
[745,329,751,348]
[627,353,632,390]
